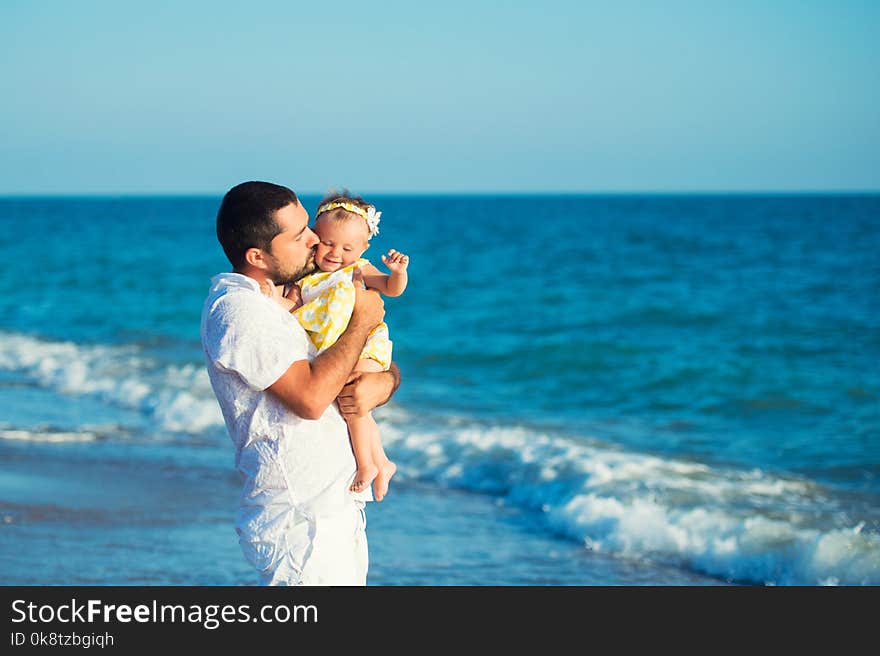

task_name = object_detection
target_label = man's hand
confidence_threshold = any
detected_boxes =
[349,269,385,331]
[337,364,400,417]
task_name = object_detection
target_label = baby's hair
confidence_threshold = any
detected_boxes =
[315,189,381,238]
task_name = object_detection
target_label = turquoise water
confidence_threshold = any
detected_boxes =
[0,195,878,585]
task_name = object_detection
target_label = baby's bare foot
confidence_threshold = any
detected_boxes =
[350,464,379,494]
[373,460,397,502]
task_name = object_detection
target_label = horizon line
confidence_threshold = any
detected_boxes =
[1,189,879,199]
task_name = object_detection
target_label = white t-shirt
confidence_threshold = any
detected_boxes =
[200,273,369,556]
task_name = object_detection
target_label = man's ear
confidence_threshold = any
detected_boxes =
[244,247,268,270]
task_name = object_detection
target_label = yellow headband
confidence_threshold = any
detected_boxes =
[315,201,381,238]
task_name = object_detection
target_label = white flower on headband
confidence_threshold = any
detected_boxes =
[366,206,381,237]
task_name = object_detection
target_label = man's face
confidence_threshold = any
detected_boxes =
[263,201,319,285]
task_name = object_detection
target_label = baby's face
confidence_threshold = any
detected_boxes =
[313,217,369,272]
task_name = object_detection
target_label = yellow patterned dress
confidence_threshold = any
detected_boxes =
[293,258,392,370]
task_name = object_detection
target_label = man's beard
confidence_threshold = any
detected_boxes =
[267,249,317,286]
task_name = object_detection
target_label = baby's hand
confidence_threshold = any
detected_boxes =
[261,278,300,312]
[381,249,410,274]
[259,278,280,299]
[283,283,304,310]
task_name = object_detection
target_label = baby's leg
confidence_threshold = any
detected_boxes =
[351,359,397,502]
[369,419,397,503]
[347,410,379,495]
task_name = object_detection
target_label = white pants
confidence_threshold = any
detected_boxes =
[243,505,368,586]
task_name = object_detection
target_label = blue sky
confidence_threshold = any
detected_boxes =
[1,0,878,194]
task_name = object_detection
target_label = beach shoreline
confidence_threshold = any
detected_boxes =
[0,436,726,586]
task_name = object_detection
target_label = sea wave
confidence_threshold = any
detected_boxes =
[0,331,223,433]
[0,428,99,443]
[380,418,880,585]
[4,330,878,584]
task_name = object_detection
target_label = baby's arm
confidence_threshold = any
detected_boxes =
[361,249,409,297]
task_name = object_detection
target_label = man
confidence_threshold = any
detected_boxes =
[200,181,400,585]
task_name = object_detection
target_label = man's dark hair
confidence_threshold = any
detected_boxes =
[216,181,299,269]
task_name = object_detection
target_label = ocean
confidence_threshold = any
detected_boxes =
[0,194,878,585]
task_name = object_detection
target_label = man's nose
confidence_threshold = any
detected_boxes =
[306,229,319,247]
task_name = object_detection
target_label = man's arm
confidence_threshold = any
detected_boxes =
[267,276,385,419]
[336,362,401,417]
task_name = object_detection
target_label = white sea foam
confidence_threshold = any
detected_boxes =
[3,330,878,584]
[379,420,880,585]
[0,428,98,443]
[0,332,223,434]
